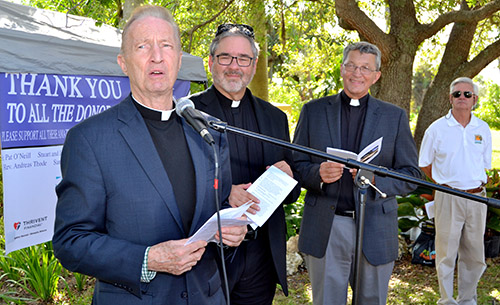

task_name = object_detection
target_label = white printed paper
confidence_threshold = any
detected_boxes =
[186,202,253,245]
[327,137,383,165]
[245,165,298,229]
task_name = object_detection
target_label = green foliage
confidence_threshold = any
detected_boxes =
[396,190,431,234]
[73,272,88,292]
[5,242,62,302]
[475,81,500,130]
[25,0,121,27]
[284,189,305,240]
[485,169,500,233]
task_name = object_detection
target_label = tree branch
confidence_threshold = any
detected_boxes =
[458,38,500,77]
[335,0,393,61]
[416,0,500,42]
[183,0,235,53]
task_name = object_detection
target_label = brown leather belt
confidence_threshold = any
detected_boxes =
[442,184,484,194]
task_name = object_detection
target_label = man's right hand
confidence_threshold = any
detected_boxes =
[229,183,260,214]
[319,161,345,184]
[148,239,207,275]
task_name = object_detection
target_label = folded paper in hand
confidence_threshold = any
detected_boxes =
[186,165,298,244]
[327,137,383,165]
[186,202,253,245]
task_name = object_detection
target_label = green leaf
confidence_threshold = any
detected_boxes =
[398,218,420,233]
[398,202,417,217]
[486,215,500,232]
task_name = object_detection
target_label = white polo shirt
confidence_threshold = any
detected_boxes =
[419,110,492,190]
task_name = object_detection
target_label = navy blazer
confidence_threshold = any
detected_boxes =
[293,93,420,265]
[52,95,232,305]
[189,86,301,295]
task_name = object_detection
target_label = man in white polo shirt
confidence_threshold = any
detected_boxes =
[419,77,492,305]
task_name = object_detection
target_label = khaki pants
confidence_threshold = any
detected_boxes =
[434,190,487,305]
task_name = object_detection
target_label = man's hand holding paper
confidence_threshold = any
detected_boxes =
[187,165,298,244]
[244,165,298,229]
[229,183,260,214]
[186,202,253,245]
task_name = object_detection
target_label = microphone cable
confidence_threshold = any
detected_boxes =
[209,140,231,304]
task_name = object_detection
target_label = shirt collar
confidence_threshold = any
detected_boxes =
[214,87,249,109]
[446,109,479,127]
[132,94,176,121]
[340,91,369,107]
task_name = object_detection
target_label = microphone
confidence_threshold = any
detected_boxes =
[176,97,215,144]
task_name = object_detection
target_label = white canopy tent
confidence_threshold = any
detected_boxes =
[0,0,207,81]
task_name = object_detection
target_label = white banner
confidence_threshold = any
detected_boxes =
[2,146,62,253]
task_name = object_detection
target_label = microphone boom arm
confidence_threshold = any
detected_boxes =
[208,120,500,209]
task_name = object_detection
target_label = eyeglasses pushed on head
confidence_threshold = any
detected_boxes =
[215,23,255,39]
[451,91,473,98]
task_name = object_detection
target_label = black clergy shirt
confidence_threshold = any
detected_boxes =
[336,91,368,213]
[133,97,196,234]
[214,88,264,185]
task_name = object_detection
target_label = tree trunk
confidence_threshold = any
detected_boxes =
[245,0,269,102]
[414,19,477,148]
[335,0,421,115]
[374,52,415,115]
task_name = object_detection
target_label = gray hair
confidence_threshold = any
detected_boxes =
[450,77,479,95]
[121,5,181,54]
[342,42,381,71]
[209,29,260,59]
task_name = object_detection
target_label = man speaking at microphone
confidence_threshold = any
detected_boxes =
[190,24,301,305]
[52,5,246,305]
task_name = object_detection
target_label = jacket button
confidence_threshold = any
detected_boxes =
[181,291,188,299]
[330,205,335,210]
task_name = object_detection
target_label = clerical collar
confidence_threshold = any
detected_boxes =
[214,87,248,109]
[340,91,369,107]
[132,94,176,121]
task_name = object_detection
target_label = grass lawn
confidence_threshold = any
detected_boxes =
[273,255,500,304]
[492,129,500,169]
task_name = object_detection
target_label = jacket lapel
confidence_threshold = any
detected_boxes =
[250,94,276,165]
[116,98,185,232]
[197,86,226,121]
[327,95,342,148]
[359,96,381,149]
[181,121,211,235]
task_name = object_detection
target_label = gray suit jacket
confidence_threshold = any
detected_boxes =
[52,95,231,305]
[293,93,420,265]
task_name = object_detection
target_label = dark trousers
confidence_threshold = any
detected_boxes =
[220,228,277,305]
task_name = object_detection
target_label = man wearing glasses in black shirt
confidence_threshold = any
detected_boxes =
[190,24,301,305]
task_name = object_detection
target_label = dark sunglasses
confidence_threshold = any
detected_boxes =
[215,23,255,39]
[451,91,473,98]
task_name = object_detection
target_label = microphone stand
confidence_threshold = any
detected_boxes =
[352,170,384,304]
[208,119,500,305]
[208,120,500,209]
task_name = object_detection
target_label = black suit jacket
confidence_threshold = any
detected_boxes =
[293,93,421,265]
[190,86,301,295]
